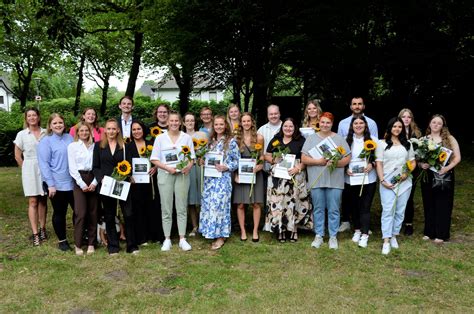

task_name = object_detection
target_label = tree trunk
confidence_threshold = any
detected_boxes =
[243,77,252,113]
[125,31,143,97]
[100,76,110,116]
[170,63,192,115]
[74,54,86,116]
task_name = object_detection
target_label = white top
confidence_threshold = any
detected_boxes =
[121,115,133,138]
[257,121,282,171]
[344,136,377,184]
[337,114,379,139]
[14,128,46,196]
[376,140,415,179]
[67,141,98,189]
[150,131,196,162]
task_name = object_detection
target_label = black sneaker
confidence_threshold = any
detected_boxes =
[404,224,414,236]
[58,241,72,251]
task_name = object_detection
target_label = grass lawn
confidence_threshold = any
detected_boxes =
[1,154,473,312]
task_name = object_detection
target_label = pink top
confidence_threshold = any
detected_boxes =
[69,125,104,143]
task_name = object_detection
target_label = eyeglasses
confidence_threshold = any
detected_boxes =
[201,113,212,116]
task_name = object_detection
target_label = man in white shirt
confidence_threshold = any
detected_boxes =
[257,104,282,172]
[116,96,135,139]
[337,96,378,232]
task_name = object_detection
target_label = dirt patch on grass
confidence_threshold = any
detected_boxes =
[104,270,128,281]
[449,233,473,244]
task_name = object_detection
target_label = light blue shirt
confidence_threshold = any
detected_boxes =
[337,114,379,139]
[37,133,74,191]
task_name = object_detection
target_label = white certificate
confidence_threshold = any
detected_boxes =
[100,175,131,201]
[204,151,223,178]
[430,146,453,173]
[384,167,412,196]
[274,154,296,180]
[348,159,368,186]
[299,127,315,138]
[160,147,180,169]
[316,136,338,158]
[238,158,256,184]
[132,158,150,183]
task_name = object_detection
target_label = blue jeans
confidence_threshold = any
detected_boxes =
[380,184,412,239]
[311,188,342,238]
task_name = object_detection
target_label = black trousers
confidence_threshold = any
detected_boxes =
[421,171,455,241]
[149,173,165,243]
[101,195,138,253]
[345,182,376,235]
[403,168,420,225]
[50,190,74,241]
[340,187,351,223]
[131,183,153,245]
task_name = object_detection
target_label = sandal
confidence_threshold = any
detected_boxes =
[211,239,225,250]
[32,233,40,247]
[290,232,298,243]
[39,227,48,242]
[278,232,286,243]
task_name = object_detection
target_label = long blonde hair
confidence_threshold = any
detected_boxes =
[100,119,124,149]
[73,122,93,145]
[398,108,421,138]
[235,112,258,151]
[425,114,453,150]
[302,99,322,127]
[226,103,241,127]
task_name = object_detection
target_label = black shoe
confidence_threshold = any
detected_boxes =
[58,240,72,251]
[404,224,414,236]
[39,227,48,242]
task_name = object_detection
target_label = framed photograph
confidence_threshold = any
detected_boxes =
[274,154,296,180]
[316,136,338,157]
[160,147,180,169]
[238,158,256,184]
[384,167,412,196]
[348,159,368,185]
[132,158,150,183]
[100,175,131,201]
[430,146,453,173]
[204,151,224,178]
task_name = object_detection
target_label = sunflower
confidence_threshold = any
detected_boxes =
[337,146,346,155]
[254,143,263,151]
[233,123,239,130]
[117,160,132,176]
[364,139,377,151]
[139,146,146,155]
[406,160,415,172]
[182,145,191,154]
[272,140,280,147]
[150,126,162,137]
[439,151,448,162]
[313,122,320,132]
[199,138,207,146]
[192,138,199,148]
[147,145,154,152]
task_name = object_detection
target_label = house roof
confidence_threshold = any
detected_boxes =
[152,75,225,91]
[0,76,15,95]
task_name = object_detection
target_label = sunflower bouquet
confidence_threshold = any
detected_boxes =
[111,160,132,181]
[271,140,290,162]
[308,145,346,190]
[146,126,163,141]
[176,145,192,171]
[139,144,154,159]
[248,143,264,198]
[358,139,377,196]
[410,138,447,182]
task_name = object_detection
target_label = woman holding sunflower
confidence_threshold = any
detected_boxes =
[150,112,195,251]
[128,121,157,246]
[419,114,461,244]
[93,119,139,255]
[343,115,378,248]
[183,112,207,237]
[302,112,351,250]
[375,117,416,255]
[264,118,312,243]
[233,113,264,242]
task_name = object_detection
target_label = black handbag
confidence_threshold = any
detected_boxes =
[432,171,452,190]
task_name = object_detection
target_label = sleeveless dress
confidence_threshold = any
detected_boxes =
[232,144,264,204]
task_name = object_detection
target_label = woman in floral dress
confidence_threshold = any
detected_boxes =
[199,115,240,250]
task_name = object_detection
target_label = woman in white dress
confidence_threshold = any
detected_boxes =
[14,107,48,246]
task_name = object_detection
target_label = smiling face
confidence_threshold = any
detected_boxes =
[200,109,212,124]
[400,111,412,127]
[184,114,196,132]
[228,106,240,121]
[77,125,91,142]
[267,105,281,125]
[241,114,252,132]
[50,117,65,135]
[429,116,444,133]
[131,122,144,141]
[282,120,295,138]
[350,98,365,114]
[156,105,169,124]
[352,118,366,136]
[119,97,133,114]
[213,117,226,136]
[26,110,39,128]
[105,121,119,140]
[391,121,403,137]
[319,116,333,132]
[83,109,97,124]
[168,113,181,132]
[307,103,319,119]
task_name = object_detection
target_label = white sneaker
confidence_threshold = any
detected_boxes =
[338,221,351,232]
[352,231,362,243]
[311,235,324,248]
[358,234,369,248]
[382,242,391,255]
[179,238,192,251]
[329,237,338,250]
[161,239,172,251]
[131,249,140,255]
[390,237,399,249]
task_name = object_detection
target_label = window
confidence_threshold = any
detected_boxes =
[209,91,217,101]
[0,96,4,105]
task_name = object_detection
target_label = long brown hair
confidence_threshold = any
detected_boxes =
[100,119,124,149]
[80,107,100,131]
[425,114,453,150]
[235,112,258,151]
[210,115,232,150]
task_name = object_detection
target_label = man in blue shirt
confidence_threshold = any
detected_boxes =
[337,97,378,232]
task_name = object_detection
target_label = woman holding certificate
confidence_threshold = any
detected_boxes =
[375,117,415,255]
[233,113,264,242]
[93,119,138,255]
[302,112,350,250]
[300,100,323,138]
[419,114,461,244]
[150,112,195,252]
[263,118,311,243]
[343,115,377,248]
[128,121,156,246]
[199,115,240,250]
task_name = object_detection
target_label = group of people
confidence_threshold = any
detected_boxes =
[14,96,461,256]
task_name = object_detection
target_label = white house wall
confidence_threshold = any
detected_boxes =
[0,87,16,111]
[154,89,225,103]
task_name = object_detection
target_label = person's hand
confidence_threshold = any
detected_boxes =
[288,166,300,176]
[419,162,430,170]
[365,163,373,173]
[381,180,394,189]
[215,163,228,172]
[234,174,240,184]
[181,162,193,175]
[148,166,157,176]
[130,177,136,184]
[438,166,449,175]
[82,186,89,192]
[346,168,353,176]
[198,158,205,166]
[167,166,177,175]
[48,186,56,198]
[88,183,96,192]
[319,158,328,166]
[254,164,263,173]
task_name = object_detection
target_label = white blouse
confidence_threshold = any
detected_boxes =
[150,131,196,163]
[376,140,415,175]
[345,136,378,184]
[67,141,97,189]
